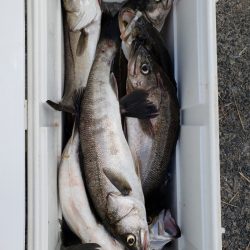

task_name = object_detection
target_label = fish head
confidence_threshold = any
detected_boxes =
[149,210,181,249]
[106,193,150,250]
[127,43,161,94]
[143,0,173,31]
[119,8,149,44]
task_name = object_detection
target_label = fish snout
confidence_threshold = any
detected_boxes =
[119,8,136,40]
[164,210,181,239]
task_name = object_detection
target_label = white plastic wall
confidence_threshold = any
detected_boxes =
[27,0,222,249]
[27,0,63,249]
[168,0,221,249]
[0,1,25,250]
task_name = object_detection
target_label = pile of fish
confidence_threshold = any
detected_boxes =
[48,0,180,249]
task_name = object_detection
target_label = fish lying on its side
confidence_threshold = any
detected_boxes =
[59,127,179,250]
[56,0,101,111]
[125,42,180,208]
[59,127,124,250]
[78,15,153,250]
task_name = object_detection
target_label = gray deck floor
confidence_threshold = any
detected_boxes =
[217,1,250,249]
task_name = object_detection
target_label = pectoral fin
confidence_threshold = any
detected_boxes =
[120,90,159,119]
[76,30,88,56]
[103,168,132,196]
[106,192,134,224]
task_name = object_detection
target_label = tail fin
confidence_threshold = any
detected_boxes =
[100,14,120,43]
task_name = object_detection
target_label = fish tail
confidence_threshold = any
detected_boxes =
[100,14,120,43]
[46,100,74,114]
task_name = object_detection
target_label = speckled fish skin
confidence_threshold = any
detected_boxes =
[126,44,179,201]
[61,1,101,110]
[79,36,149,250]
[59,128,124,250]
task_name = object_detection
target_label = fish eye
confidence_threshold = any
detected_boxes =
[141,64,150,75]
[126,234,136,246]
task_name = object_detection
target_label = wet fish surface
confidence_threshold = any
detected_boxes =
[59,1,101,111]
[78,15,150,250]
[59,128,124,250]
[125,42,180,212]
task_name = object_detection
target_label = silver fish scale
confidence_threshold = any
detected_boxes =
[127,84,179,199]
[79,41,145,224]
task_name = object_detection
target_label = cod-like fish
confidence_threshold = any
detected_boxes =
[59,127,124,250]
[125,42,179,210]
[78,16,150,250]
[58,0,101,111]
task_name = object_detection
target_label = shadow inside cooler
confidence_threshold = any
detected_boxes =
[27,0,221,250]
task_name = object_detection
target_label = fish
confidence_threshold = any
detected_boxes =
[125,42,180,212]
[119,8,176,86]
[58,0,101,111]
[78,15,151,250]
[63,0,101,32]
[149,210,181,250]
[101,1,129,17]
[59,126,125,250]
[140,0,173,32]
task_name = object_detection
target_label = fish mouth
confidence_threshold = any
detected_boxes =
[163,210,181,239]
[119,8,143,41]
[119,8,136,40]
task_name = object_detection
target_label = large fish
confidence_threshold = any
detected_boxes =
[125,43,179,212]
[59,128,179,250]
[59,127,124,250]
[78,16,151,250]
[58,0,101,111]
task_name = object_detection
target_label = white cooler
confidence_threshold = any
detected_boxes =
[0,0,222,249]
